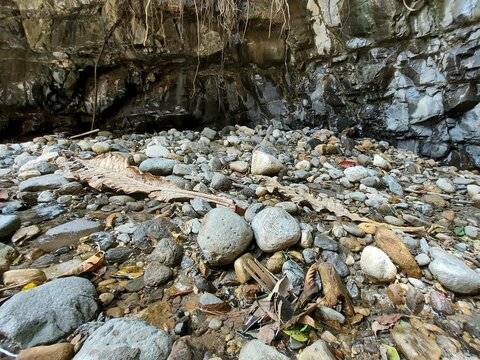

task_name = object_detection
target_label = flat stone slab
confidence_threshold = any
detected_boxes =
[73,318,172,360]
[0,277,97,349]
[35,218,102,251]
[19,174,69,192]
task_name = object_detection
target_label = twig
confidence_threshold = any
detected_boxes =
[70,129,100,139]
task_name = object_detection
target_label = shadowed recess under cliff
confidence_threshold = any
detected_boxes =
[0,0,479,168]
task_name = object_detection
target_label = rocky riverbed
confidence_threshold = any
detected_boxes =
[0,125,479,360]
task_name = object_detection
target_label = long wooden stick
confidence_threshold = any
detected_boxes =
[70,129,100,139]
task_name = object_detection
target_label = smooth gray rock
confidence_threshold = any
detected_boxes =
[35,218,102,251]
[105,247,134,263]
[239,340,288,360]
[147,238,183,266]
[19,174,69,192]
[323,251,350,278]
[252,207,300,252]
[0,215,21,238]
[314,234,338,251]
[244,203,266,223]
[73,318,172,360]
[298,340,336,360]
[0,277,97,349]
[132,218,177,253]
[429,253,480,294]
[436,178,456,193]
[144,262,173,287]
[210,172,232,191]
[139,158,179,175]
[382,175,404,195]
[343,166,369,182]
[198,208,253,266]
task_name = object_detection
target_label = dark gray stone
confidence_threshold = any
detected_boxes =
[139,158,179,176]
[0,277,97,349]
[106,247,134,263]
[19,174,69,192]
[0,215,21,239]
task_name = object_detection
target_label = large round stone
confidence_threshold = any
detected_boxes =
[252,207,301,252]
[198,208,253,266]
[429,252,480,294]
[0,277,97,349]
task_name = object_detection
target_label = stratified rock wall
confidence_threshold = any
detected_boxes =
[0,0,479,166]
[306,0,480,166]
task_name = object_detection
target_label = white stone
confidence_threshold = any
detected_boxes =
[145,145,170,158]
[360,246,397,283]
[467,184,480,198]
[295,160,311,170]
[344,166,370,182]
[251,150,283,175]
[91,142,111,155]
[373,154,390,169]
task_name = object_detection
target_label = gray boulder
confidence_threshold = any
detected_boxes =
[73,318,172,360]
[0,215,21,239]
[139,158,179,176]
[429,252,480,294]
[19,174,69,192]
[198,208,253,266]
[0,277,97,349]
[252,207,300,252]
[147,238,183,266]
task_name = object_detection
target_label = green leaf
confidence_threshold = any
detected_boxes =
[382,345,400,360]
[284,326,309,342]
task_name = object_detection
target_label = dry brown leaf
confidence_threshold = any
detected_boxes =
[373,313,404,326]
[257,323,279,345]
[299,264,319,305]
[11,225,41,244]
[0,189,8,201]
[298,314,317,328]
[262,178,425,232]
[199,260,210,277]
[2,269,47,289]
[58,252,105,277]
[105,213,121,228]
[199,302,231,313]
[372,321,392,336]
[64,153,238,212]
[267,276,292,300]
[283,302,319,330]
[166,283,193,297]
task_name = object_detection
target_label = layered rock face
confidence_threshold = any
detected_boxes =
[306,0,480,167]
[1,0,479,167]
